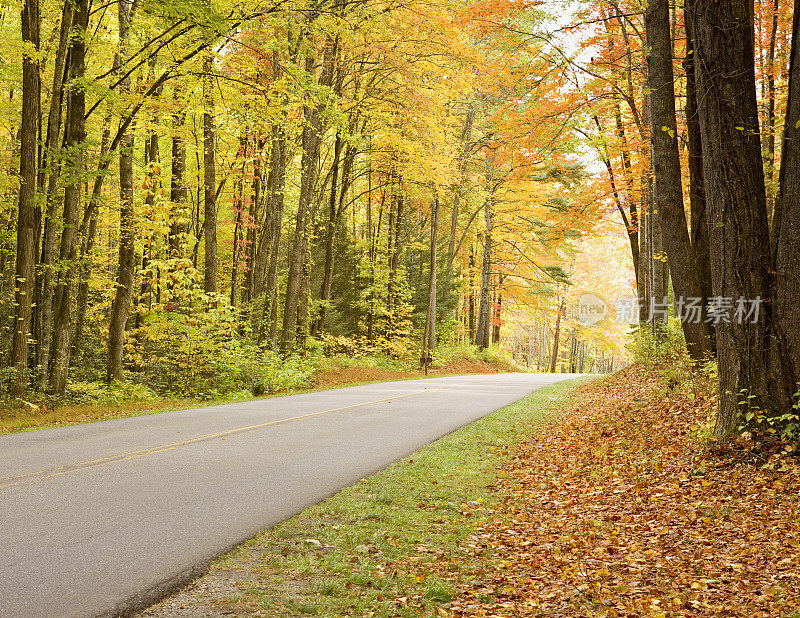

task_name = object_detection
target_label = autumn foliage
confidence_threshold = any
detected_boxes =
[450,367,800,616]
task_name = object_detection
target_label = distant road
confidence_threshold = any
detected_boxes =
[0,372,579,617]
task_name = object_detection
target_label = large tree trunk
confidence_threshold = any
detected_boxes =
[691,0,775,440]
[35,0,72,391]
[684,0,714,346]
[9,0,39,396]
[49,0,88,396]
[106,0,135,383]
[645,0,711,359]
[771,0,800,412]
[203,53,217,294]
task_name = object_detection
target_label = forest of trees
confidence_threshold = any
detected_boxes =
[4,0,800,443]
[1,0,596,402]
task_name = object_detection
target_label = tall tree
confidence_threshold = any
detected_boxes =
[690,0,775,439]
[50,0,89,396]
[645,0,711,359]
[9,0,40,396]
[203,52,218,294]
[106,0,136,383]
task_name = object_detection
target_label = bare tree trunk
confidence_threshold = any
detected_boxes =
[282,40,336,353]
[475,195,493,350]
[203,53,217,294]
[691,0,775,440]
[468,243,476,341]
[771,0,800,413]
[315,129,342,334]
[49,0,88,396]
[243,136,265,304]
[9,0,39,396]
[444,104,475,303]
[106,0,135,383]
[550,298,565,373]
[645,0,711,359]
[260,125,287,346]
[169,87,187,258]
[685,0,714,346]
[765,0,780,217]
[230,149,246,307]
[35,0,72,391]
[423,191,439,352]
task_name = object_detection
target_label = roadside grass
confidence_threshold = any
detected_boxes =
[0,354,528,436]
[142,377,590,617]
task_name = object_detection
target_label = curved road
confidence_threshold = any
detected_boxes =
[0,372,578,617]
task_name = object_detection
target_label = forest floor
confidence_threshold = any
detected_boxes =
[140,364,800,617]
[0,355,521,435]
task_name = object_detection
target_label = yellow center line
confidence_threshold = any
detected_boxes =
[0,382,466,490]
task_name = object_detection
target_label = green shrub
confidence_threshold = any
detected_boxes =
[66,380,158,405]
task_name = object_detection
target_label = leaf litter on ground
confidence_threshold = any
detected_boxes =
[449,366,800,617]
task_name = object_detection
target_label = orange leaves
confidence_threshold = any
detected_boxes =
[449,366,800,616]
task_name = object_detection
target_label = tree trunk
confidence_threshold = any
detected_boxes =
[169,87,187,258]
[260,124,287,346]
[9,0,39,396]
[771,0,800,412]
[35,0,72,391]
[550,298,565,373]
[684,0,714,345]
[282,40,336,353]
[444,104,475,304]
[49,0,88,396]
[244,136,265,304]
[315,129,342,334]
[691,0,775,440]
[475,195,493,350]
[106,0,135,383]
[203,53,217,294]
[423,191,439,353]
[645,0,711,359]
[468,243,476,340]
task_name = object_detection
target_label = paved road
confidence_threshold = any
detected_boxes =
[0,373,579,617]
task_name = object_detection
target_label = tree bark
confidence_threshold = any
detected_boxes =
[49,0,88,396]
[423,191,439,353]
[475,195,493,350]
[260,124,287,346]
[9,0,39,396]
[282,39,336,353]
[771,0,800,412]
[169,86,187,258]
[691,0,775,440]
[106,0,135,383]
[315,129,342,334]
[35,0,72,391]
[684,0,714,345]
[203,53,217,294]
[645,0,711,359]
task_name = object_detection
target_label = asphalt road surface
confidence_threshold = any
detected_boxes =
[0,372,579,617]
